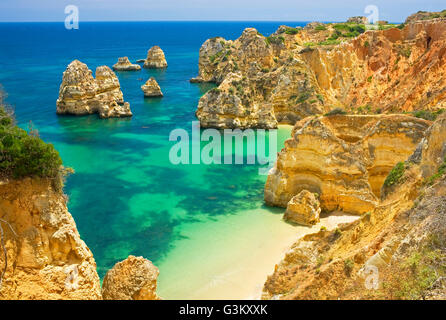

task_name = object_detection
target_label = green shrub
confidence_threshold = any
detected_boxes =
[0,106,62,180]
[324,108,347,116]
[383,162,405,187]
[425,156,446,186]
[344,259,354,276]
[315,25,327,31]
[284,27,300,35]
[411,109,444,121]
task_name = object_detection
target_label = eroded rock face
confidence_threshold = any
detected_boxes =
[102,256,160,300]
[262,113,446,300]
[193,19,446,128]
[264,114,431,215]
[112,57,141,71]
[143,46,167,69]
[141,77,163,97]
[284,190,321,226]
[0,178,101,300]
[56,60,132,118]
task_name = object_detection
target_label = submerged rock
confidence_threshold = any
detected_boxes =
[112,57,141,71]
[284,190,321,226]
[56,60,132,118]
[141,77,163,97]
[143,46,167,69]
[102,256,160,300]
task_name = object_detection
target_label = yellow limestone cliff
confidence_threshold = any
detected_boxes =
[193,18,446,128]
[264,114,431,215]
[262,112,446,300]
[0,178,101,299]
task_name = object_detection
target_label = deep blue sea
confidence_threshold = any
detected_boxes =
[0,22,308,299]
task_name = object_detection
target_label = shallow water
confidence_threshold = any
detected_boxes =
[0,21,324,298]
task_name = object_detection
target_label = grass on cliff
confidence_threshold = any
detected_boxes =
[380,235,446,300]
[383,162,406,188]
[426,156,446,186]
[0,90,64,182]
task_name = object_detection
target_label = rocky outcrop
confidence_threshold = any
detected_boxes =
[0,178,101,300]
[284,190,321,226]
[347,16,369,24]
[263,112,446,300]
[143,46,168,69]
[56,60,132,118]
[141,77,163,97]
[102,256,160,300]
[405,10,446,23]
[112,57,141,71]
[193,18,446,128]
[264,114,431,215]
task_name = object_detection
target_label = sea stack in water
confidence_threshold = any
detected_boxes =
[56,60,132,118]
[101,256,160,300]
[141,77,163,97]
[143,46,168,68]
[112,57,141,71]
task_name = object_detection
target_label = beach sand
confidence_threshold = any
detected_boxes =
[156,207,359,300]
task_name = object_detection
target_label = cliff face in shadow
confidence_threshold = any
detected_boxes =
[194,18,446,128]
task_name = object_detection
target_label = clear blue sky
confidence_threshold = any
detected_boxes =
[0,0,444,22]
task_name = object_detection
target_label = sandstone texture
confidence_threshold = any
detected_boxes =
[0,178,101,300]
[112,57,141,71]
[264,114,431,215]
[347,16,369,24]
[102,255,160,300]
[405,10,446,23]
[143,46,168,69]
[56,60,132,118]
[193,19,446,128]
[141,77,163,97]
[284,190,321,226]
[262,112,446,300]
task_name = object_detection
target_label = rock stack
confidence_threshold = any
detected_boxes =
[141,77,163,97]
[112,57,141,71]
[143,46,168,68]
[56,60,132,118]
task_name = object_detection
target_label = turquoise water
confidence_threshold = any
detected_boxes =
[0,22,306,298]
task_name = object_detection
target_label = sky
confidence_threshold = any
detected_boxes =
[0,0,444,22]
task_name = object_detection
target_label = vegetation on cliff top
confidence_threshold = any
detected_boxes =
[0,89,63,181]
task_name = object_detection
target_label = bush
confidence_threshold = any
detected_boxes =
[383,162,405,187]
[315,25,327,31]
[0,105,62,180]
[284,27,300,35]
[324,108,347,116]
[411,109,444,121]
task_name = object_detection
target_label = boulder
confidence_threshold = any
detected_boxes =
[141,77,163,97]
[143,46,168,68]
[284,190,321,226]
[112,57,141,71]
[102,256,160,300]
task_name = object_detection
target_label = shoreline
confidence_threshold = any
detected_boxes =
[156,207,359,300]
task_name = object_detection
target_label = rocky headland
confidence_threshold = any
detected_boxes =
[143,46,168,69]
[193,18,446,128]
[112,57,142,71]
[264,114,431,215]
[56,60,132,119]
[262,111,446,300]
[0,97,159,300]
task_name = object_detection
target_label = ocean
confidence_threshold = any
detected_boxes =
[0,21,310,299]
